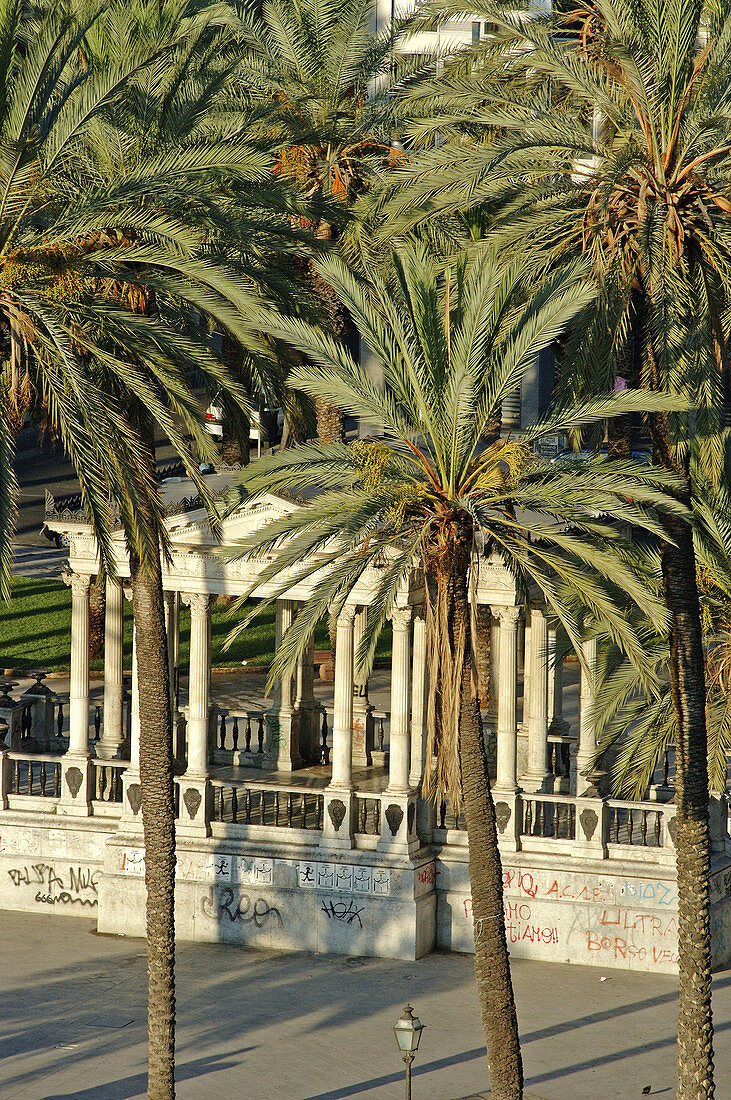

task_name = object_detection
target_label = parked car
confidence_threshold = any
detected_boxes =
[204,396,284,456]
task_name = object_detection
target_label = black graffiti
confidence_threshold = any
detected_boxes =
[8,863,99,905]
[201,886,283,928]
[320,899,364,928]
[34,891,98,908]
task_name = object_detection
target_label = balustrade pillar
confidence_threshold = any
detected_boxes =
[387,606,412,794]
[494,606,520,792]
[409,610,428,787]
[182,593,212,776]
[98,578,125,760]
[522,604,550,792]
[576,635,600,795]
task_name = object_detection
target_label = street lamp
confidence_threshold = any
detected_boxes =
[393,1003,424,1100]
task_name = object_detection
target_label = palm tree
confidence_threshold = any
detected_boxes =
[593,470,731,802]
[0,3,310,1095]
[374,2,731,1090]
[231,0,418,443]
[223,243,682,1100]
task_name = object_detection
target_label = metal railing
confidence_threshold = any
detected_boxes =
[521,793,576,840]
[354,795,381,835]
[6,753,62,798]
[91,759,127,804]
[209,780,324,830]
[607,799,663,847]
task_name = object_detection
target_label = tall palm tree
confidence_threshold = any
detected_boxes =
[231,0,419,443]
[594,468,731,800]
[373,1,731,1090]
[0,3,309,1095]
[223,243,682,1100]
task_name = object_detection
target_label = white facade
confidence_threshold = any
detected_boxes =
[1,479,730,971]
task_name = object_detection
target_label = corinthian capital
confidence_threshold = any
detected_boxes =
[181,592,212,615]
[495,605,520,628]
[62,570,92,597]
[389,605,413,631]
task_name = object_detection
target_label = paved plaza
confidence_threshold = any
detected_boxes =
[0,910,729,1099]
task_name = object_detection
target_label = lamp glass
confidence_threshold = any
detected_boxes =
[393,1005,424,1053]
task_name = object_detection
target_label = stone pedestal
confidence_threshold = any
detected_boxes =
[493,790,521,852]
[378,792,419,854]
[573,794,608,858]
[58,756,94,817]
[176,776,211,838]
[322,788,355,849]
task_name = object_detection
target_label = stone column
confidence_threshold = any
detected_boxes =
[576,635,600,795]
[267,598,302,770]
[98,578,125,760]
[494,606,520,792]
[295,634,318,763]
[352,606,374,767]
[164,591,179,710]
[521,604,550,793]
[66,572,91,755]
[324,605,356,847]
[130,624,140,769]
[547,622,567,734]
[118,592,142,827]
[330,605,356,789]
[59,571,92,815]
[486,612,499,731]
[409,610,428,788]
[387,606,412,794]
[182,593,211,777]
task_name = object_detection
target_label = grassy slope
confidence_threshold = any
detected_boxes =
[0,578,391,672]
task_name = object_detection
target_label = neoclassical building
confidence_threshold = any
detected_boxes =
[1,473,730,972]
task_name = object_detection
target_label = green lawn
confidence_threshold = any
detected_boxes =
[0,578,391,673]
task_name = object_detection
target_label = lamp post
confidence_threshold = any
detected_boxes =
[393,1003,424,1100]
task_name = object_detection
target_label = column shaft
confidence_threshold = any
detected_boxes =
[98,578,124,759]
[523,605,549,791]
[388,607,412,793]
[495,606,520,791]
[409,611,428,787]
[130,624,140,768]
[576,635,599,794]
[330,607,356,788]
[67,573,91,755]
[184,593,211,776]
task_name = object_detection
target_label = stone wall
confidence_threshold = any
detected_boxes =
[0,815,114,918]
[436,845,731,974]
[98,834,437,961]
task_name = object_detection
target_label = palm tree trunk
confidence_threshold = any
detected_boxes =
[130,544,176,1100]
[647,392,715,1098]
[454,567,523,1099]
[662,511,714,1100]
